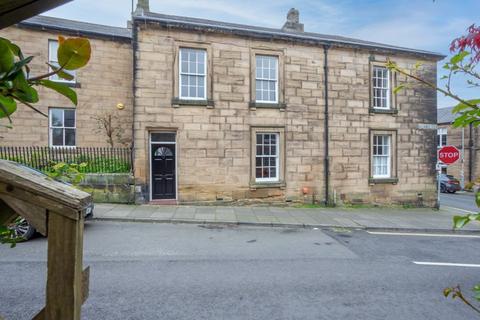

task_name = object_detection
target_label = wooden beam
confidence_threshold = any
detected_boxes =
[0,0,73,29]
[45,212,85,320]
[0,161,91,217]
[31,267,90,320]
[0,182,81,220]
[0,194,47,235]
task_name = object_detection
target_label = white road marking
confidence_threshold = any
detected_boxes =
[413,261,480,268]
[442,206,477,214]
[367,231,480,238]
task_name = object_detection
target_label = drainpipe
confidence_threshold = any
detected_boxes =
[131,18,138,201]
[323,44,331,206]
[469,123,473,182]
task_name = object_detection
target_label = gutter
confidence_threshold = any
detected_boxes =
[16,22,132,43]
[323,45,331,206]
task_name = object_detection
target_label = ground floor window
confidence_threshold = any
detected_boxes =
[255,133,279,182]
[251,127,285,185]
[370,130,397,180]
[372,135,391,178]
[49,108,76,147]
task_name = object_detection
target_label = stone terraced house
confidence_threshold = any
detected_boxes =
[0,1,445,206]
[437,107,479,185]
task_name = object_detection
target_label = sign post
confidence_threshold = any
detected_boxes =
[437,145,461,209]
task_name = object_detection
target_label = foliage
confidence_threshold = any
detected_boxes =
[45,162,87,185]
[0,36,90,126]
[0,225,17,248]
[388,24,480,315]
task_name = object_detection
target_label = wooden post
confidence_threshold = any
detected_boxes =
[45,212,84,320]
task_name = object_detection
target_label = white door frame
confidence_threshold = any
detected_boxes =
[149,132,178,201]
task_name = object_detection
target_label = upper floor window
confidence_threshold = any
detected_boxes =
[437,128,447,147]
[372,134,391,178]
[49,108,76,147]
[372,66,390,109]
[179,48,206,100]
[48,40,76,83]
[255,55,278,103]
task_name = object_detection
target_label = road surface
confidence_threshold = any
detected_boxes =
[1,221,479,319]
[441,192,478,213]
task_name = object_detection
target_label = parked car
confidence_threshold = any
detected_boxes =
[440,174,461,193]
[7,164,94,241]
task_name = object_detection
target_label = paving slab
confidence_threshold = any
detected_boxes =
[93,203,480,233]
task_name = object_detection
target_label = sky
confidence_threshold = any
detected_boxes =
[46,0,480,109]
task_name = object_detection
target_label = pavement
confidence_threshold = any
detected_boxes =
[94,199,480,233]
[2,221,480,320]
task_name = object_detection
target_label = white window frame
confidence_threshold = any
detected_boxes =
[437,128,447,148]
[255,132,280,182]
[48,40,76,84]
[372,66,390,110]
[255,55,279,104]
[49,108,76,148]
[372,134,391,178]
[179,48,207,100]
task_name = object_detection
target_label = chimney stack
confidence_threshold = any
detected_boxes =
[282,8,304,32]
[134,0,150,15]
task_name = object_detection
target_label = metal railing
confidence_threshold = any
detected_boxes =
[0,146,132,173]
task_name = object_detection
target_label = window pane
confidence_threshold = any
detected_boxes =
[255,167,262,178]
[64,109,75,127]
[52,128,63,146]
[50,109,63,127]
[256,145,262,155]
[49,40,59,62]
[65,129,76,146]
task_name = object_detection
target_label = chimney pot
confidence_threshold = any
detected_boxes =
[134,0,150,15]
[282,8,304,32]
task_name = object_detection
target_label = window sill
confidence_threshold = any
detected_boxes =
[369,108,398,115]
[368,177,399,185]
[249,181,286,190]
[249,101,286,111]
[172,98,214,108]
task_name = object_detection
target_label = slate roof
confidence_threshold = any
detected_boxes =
[134,12,445,60]
[18,15,131,41]
[437,107,457,124]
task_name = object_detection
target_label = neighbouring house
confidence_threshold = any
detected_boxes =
[0,16,133,148]
[0,1,446,207]
[437,106,479,184]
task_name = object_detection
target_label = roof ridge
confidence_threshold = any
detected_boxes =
[137,11,444,59]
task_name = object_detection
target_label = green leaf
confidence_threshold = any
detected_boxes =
[5,56,33,79]
[11,71,39,103]
[443,288,453,298]
[453,215,470,229]
[46,63,74,81]
[0,95,17,118]
[475,191,480,208]
[0,38,14,73]
[451,99,480,114]
[450,51,470,64]
[57,38,91,70]
[393,84,406,94]
[38,79,77,105]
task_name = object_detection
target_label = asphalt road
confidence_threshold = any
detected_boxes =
[441,192,478,213]
[1,221,480,320]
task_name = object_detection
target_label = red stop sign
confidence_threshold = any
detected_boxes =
[438,145,460,165]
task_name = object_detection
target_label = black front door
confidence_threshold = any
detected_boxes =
[151,144,176,199]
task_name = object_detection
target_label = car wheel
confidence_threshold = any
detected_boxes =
[8,217,36,241]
